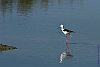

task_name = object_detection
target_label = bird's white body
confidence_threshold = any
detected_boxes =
[60,24,69,35]
[60,24,74,37]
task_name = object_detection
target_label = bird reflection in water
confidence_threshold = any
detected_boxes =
[59,49,73,63]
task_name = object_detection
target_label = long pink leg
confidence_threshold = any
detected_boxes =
[66,35,69,49]
[66,35,71,53]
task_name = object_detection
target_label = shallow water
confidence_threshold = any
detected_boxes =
[0,0,100,67]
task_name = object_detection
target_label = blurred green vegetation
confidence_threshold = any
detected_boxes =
[0,0,49,15]
[0,44,17,52]
[0,0,77,15]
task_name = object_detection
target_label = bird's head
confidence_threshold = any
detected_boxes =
[60,24,64,28]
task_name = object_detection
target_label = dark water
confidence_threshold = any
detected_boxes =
[0,0,100,67]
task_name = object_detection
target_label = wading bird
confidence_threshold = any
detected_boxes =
[59,24,75,49]
[60,24,74,36]
[59,24,74,63]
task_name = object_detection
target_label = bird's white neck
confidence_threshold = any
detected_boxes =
[61,26,64,31]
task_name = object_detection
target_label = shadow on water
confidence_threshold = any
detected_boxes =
[69,42,98,47]
[0,0,83,16]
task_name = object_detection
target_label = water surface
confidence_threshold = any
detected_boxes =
[0,0,100,67]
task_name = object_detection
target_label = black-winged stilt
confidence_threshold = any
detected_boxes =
[60,24,74,36]
[59,24,74,49]
[59,24,74,63]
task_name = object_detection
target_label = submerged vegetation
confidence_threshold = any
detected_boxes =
[0,44,17,51]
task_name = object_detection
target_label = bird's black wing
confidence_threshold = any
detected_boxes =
[63,29,74,33]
